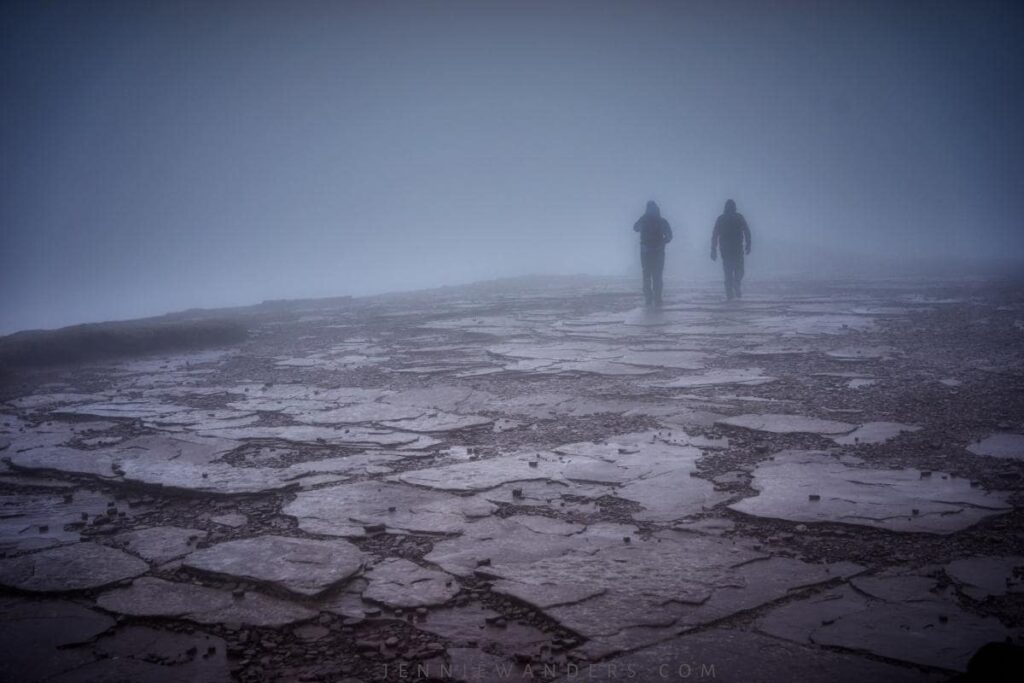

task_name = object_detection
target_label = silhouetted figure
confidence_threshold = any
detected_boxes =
[633,200,673,308]
[711,199,751,300]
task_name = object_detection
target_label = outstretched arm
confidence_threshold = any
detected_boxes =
[742,217,751,254]
[633,219,642,233]
[662,220,673,244]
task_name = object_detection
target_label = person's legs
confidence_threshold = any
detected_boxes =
[651,249,665,307]
[722,258,734,300]
[734,254,745,299]
[641,249,654,306]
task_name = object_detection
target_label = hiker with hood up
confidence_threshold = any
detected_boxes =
[711,199,751,300]
[633,200,673,308]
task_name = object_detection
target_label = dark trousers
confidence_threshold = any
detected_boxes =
[722,253,744,299]
[641,247,665,306]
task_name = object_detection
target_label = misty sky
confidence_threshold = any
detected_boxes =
[2,0,1022,333]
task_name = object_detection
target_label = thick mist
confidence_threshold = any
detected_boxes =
[2,0,1022,333]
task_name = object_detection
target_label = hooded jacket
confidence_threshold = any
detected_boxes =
[633,201,673,249]
[712,199,751,257]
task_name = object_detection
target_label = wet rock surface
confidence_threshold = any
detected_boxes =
[97,576,317,626]
[968,432,1024,460]
[113,525,207,564]
[0,542,148,592]
[1,277,1023,681]
[730,450,1012,534]
[182,535,367,597]
[361,558,460,608]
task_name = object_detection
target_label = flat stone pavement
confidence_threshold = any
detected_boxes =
[1,275,1023,682]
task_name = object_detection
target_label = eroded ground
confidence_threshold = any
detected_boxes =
[1,276,1023,682]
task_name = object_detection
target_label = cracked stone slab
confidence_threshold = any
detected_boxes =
[318,577,371,620]
[556,441,672,481]
[468,480,606,516]
[142,408,259,431]
[730,450,1011,534]
[116,459,317,496]
[424,433,724,521]
[362,558,459,608]
[10,434,374,496]
[0,597,117,682]
[614,350,709,370]
[716,414,856,435]
[831,421,920,445]
[8,433,237,484]
[96,577,316,627]
[485,342,679,376]
[511,514,585,536]
[3,419,119,453]
[48,625,230,683]
[7,447,121,479]
[752,313,875,335]
[404,428,708,483]
[182,535,366,597]
[618,465,728,523]
[226,383,387,406]
[825,345,897,361]
[7,393,103,410]
[291,401,424,424]
[286,452,402,477]
[755,584,871,644]
[483,530,860,657]
[967,433,1024,460]
[651,368,775,389]
[392,451,569,492]
[196,424,438,450]
[556,359,659,376]
[489,392,633,419]
[379,412,493,433]
[117,433,238,463]
[850,574,942,602]
[580,628,940,683]
[0,490,123,552]
[738,342,816,357]
[284,481,495,537]
[487,342,622,364]
[426,516,633,578]
[945,556,1024,600]
[0,542,148,592]
[54,400,187,420]
[401,435,724,521]
[113,526,207,564]
[757,582,1009,671]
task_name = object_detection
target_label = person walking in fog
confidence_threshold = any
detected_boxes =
[633,200,673,308]
[711,199,751,300]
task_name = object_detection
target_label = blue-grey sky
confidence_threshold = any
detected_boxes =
[2,0,1022,332]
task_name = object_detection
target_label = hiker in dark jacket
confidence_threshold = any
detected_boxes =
[633,200,673,308]
[711,199,751,300]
